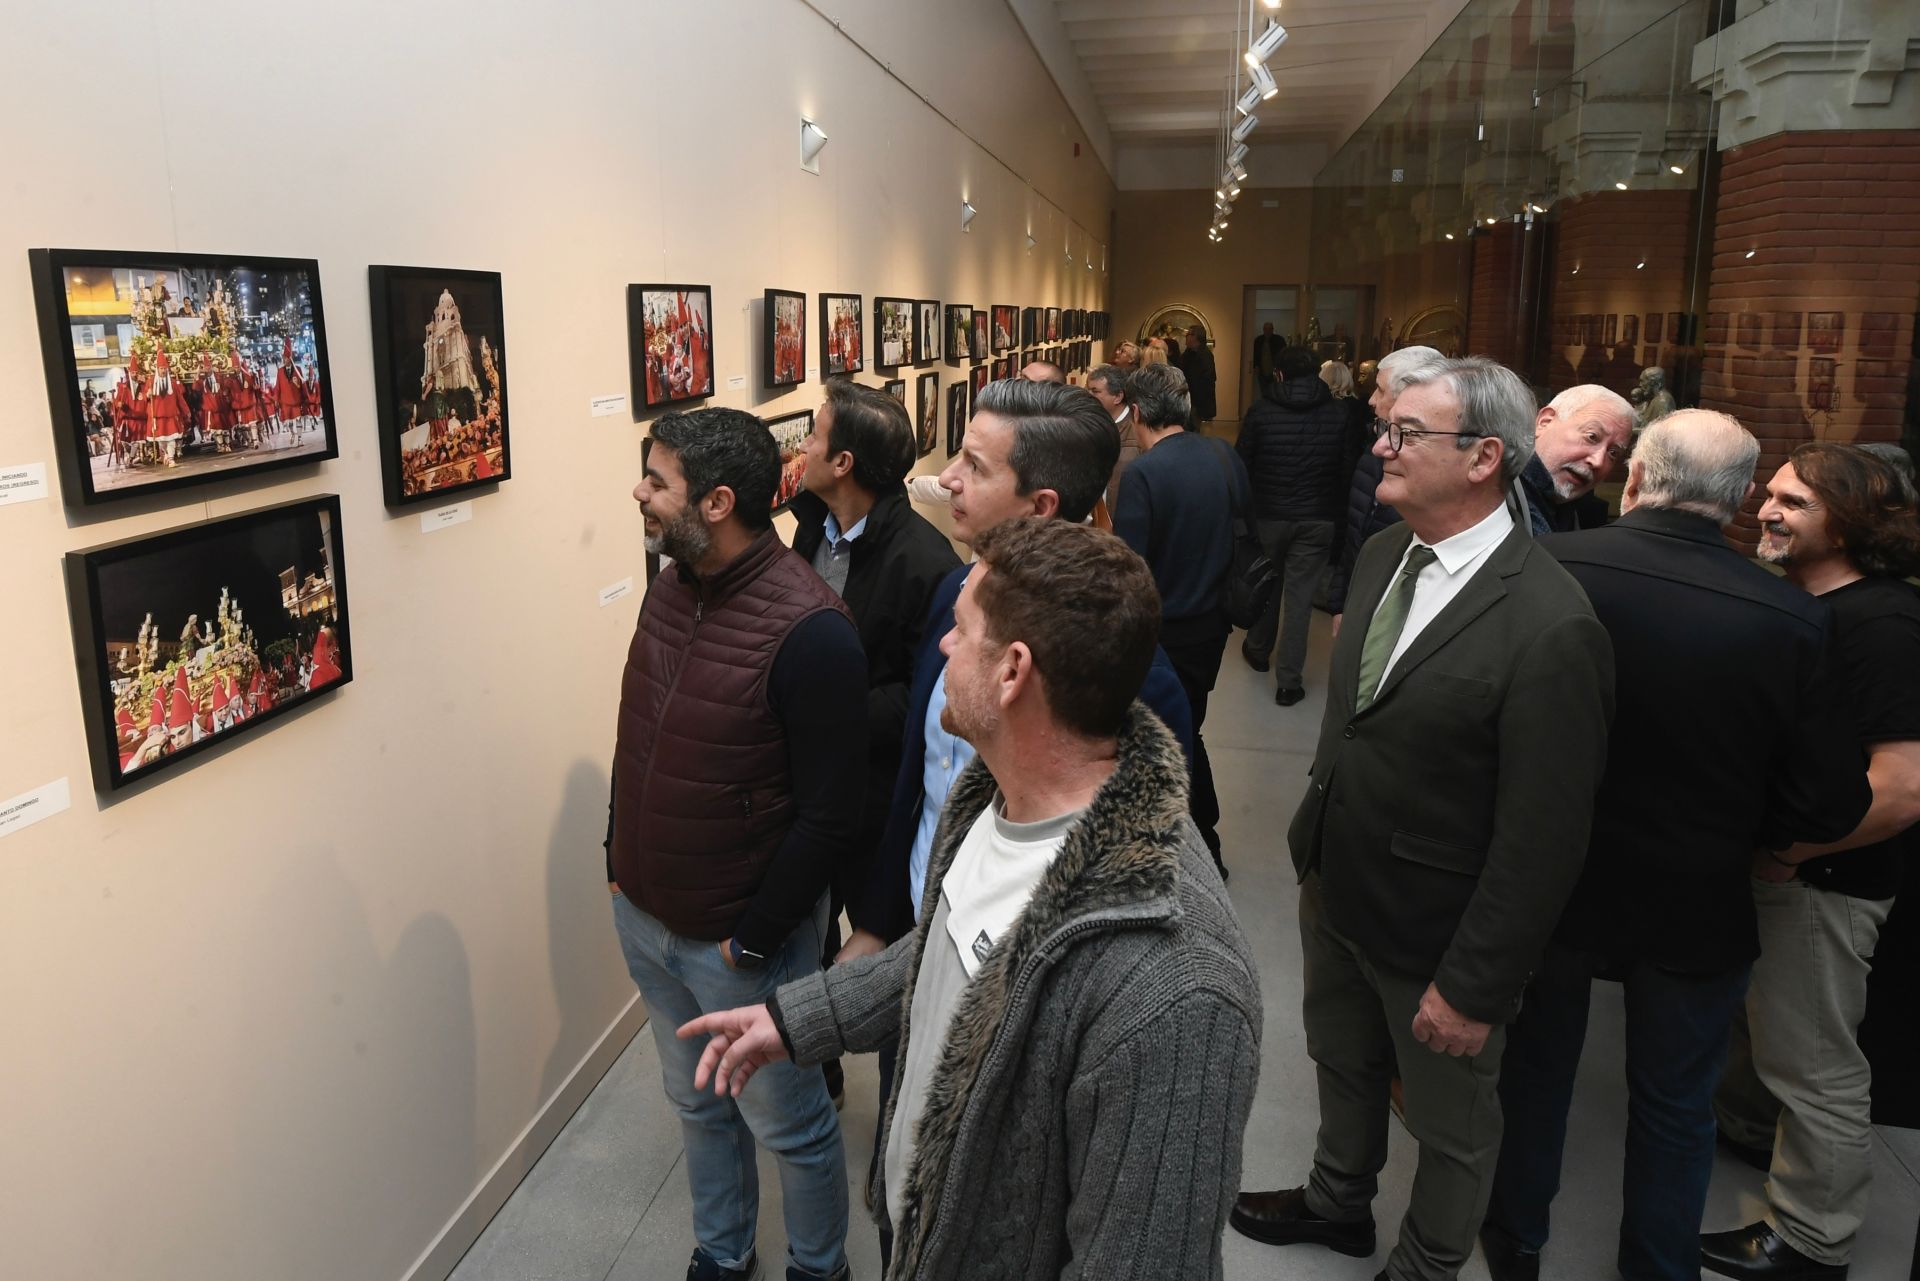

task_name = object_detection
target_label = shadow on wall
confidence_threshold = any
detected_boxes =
[541,758,632,1109]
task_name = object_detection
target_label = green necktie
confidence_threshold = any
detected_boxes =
[1355,544,1438,711]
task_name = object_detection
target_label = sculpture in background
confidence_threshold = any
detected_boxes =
[1631,366,1676,431]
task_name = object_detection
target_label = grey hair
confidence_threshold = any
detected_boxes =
[1377,344,1447,396]
[1547,383,1636,433]
[1087,363,1127,397]
[1395,356,1538,484]
[1126,362,1191,429]
[972,378,1119,523]
[1631,410,1759,525]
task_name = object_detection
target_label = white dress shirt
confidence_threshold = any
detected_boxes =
[1370,500,1514,689]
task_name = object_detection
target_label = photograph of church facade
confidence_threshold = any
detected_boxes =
[368,266,510,505]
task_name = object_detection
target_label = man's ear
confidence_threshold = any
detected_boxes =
[998,640,1035,709]
[1470,438,1505,485]
[703,484,738,525]
[1621,459,1644,512]
[1029,490,1061,519]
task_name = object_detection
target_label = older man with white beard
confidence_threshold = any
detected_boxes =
[1513,385,1636,535]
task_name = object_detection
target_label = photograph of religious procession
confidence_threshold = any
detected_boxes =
[946,381,967,456]
[767,409,814,515]
[820,293,863,375]
[947,304,973,362]
[66,494,352,792]
[765,288,806,389]
[369,266,509,507]
[29,249,338,507]
[991,305,1016,354]
[917,299,941,363]
[972,311,990,360]
[916,371,938,458]
[627,284,713,412]
[875,297,915,369]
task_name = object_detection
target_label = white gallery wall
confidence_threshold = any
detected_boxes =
[0,3,1112,1278]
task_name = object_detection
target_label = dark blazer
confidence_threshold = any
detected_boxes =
[860,563,1196,940]
[1288,517,1616,1023]
[1541,507,1872,972]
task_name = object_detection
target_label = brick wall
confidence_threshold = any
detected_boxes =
[1536,189,1695,399]
[1466,223,1526,368]
[1700,129,1920,546]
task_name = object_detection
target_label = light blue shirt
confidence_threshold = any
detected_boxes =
[910,660,976,914]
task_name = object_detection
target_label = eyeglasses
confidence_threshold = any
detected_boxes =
[1373,419,1482,452]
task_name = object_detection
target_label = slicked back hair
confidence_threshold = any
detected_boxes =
[972,378,1119,523]
[969,517,1161,738]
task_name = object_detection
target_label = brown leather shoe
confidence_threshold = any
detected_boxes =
[1230,1186,1376,1256]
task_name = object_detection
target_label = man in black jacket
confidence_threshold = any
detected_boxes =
[1116,361,1248,876]
[1511,384,1635,536]
[1484,412,1873,1281]
[1238,344,1353,704]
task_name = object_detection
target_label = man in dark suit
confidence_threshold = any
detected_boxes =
[1484,413,1873,1281]
[1233,357,1616,1281]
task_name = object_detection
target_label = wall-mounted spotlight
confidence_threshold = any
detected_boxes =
[1235,85,1262,117]
[1636,260,1646,269]
[1444,232,1455,241]
[1232,112,1258,143]
[1614,181,1629,190]
[1231,163,1249,183]
[1245,20,1288,67]
[1226,182,1241,198]
[1486,217,1497,225]
[1250,60,1278,100]
[1227,142,1249,168]
[800,118,829,174]
[1026,232,1037,251]
[1744,248,1756,259]
[961,200,977,232]
[1669,163,1686,174]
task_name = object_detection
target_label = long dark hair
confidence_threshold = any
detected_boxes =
[1791,442,1920,578]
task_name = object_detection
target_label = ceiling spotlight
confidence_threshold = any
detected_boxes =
[1250,60,1278,99]
[1614,181,1629,190]
[1245,19,1289,67]
[1231,162,1249,182]
[1486,217,1497,225]
[1227,142,1249,167]
[1215,186,1228,200]
[1669,164,1686,175]
[1745,248,1756,258]
[1571,265,1580,274]
[1529,202,1546,213]
[1227,182,1241,198]
[1235,85,1262,117]
[1636,260,1646,269]
[1025,232,1037,251]
[1232,113,1258,143]
[961,200,977,232]
[799,118,829,174]
[1219,220,1229,229]
[1261,0,1281,9]
[1444,232,1455,240]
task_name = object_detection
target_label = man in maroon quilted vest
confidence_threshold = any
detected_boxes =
[607,407,867,1281]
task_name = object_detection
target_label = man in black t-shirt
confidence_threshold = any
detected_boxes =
[1705,442,1920,1281]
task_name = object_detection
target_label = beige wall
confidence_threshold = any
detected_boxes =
[0,3,1110,1279]
[1112,187,1317,423]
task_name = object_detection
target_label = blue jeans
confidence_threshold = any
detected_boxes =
[613,892,849,1278]
[1487,945,1751,1281]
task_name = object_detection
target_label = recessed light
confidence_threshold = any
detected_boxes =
[1615,181,1628,190]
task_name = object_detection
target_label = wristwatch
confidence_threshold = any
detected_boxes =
[728,938,768,971]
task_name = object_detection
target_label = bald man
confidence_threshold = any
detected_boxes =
[1515,385,1636,535]
[1483,411,1871,1281]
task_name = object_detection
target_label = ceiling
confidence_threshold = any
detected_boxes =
[1048,0,1470,171]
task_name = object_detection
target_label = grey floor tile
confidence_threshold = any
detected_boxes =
[1884,1125,1920,1184]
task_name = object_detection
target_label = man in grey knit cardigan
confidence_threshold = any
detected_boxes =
[681,517,1263,1280]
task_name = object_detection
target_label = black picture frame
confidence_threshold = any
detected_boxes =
[627,283,714,413]
[29,247,339,507]
[875,296,916,369]
[946,381,968,455]
[1046,307,1062,342]
[820,293,864,375]
[764,288,807,389]
[768,409,814,515]
[368,265,510,508]
[970,364,990,397]
[992,356,1013,381]
[1021,307,1040,346]
[65,493,352,793]
[884,377,907,405]
[990,305,1016,354]
[915,371,939,458]
[916,299,942,363]
[972,312,990,361]
[946,305,974,362]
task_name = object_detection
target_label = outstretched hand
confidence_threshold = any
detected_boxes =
[677,1004,788,1097]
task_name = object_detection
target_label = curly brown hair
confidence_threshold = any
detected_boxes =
[1790,442,1920,579]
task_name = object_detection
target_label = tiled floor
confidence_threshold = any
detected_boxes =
[451,614,1920,1281]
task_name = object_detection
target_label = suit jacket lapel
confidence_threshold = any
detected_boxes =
[1333,525,1415,709]
[1364,525,1530,711]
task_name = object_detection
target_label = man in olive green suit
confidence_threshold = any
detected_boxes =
[1231,357,1615,1281]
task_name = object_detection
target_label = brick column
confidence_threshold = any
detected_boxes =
[1466,223,1526,368]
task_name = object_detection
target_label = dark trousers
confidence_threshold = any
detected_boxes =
[1487,944,1751,1281]
[1157,614,1227,857]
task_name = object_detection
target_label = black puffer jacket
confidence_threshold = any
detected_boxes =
[1325,450,1401,615]
[1235,375,1351,522]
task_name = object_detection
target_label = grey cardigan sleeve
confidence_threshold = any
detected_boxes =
[767,932,918,1067]
[1058,989,1262,1278]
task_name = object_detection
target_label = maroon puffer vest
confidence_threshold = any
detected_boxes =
[609,530,852,940]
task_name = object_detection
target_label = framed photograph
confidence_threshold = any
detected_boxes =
[884,378,906,405]
[1021,307,1040,346]
[1860,312,1898,359]
[764,288,807,389]
[916,300,942,362]
[767,409,814,515]
[1046,307,1062,342]
[990,305,1017,354]
[946,381,968,455]
[1645,312,1664,345]
[1807,311,1845,353]
[972,312,990,360]
[915,371,939,458]
[1621,314,1639,347]
[1022,349,1038,369]
[29,248,338,507]
[970,364,989,398]
[992,356,1013,381]
[368,265,509,507]
[627,284,713,412]
[946,305,974,362]
[1769,311,1801,350]
[65,494,351,792]
[875,297,916,368]
[820,293,864,375]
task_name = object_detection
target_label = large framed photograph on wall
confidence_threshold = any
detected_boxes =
[29,247,339,507]
[65,494,352,792]
[875,296,916,369]
[821,293,864,375]
[764,288,807,389]
[627,284,713,413]
[368,265,510,507]
[768,409,814,515]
